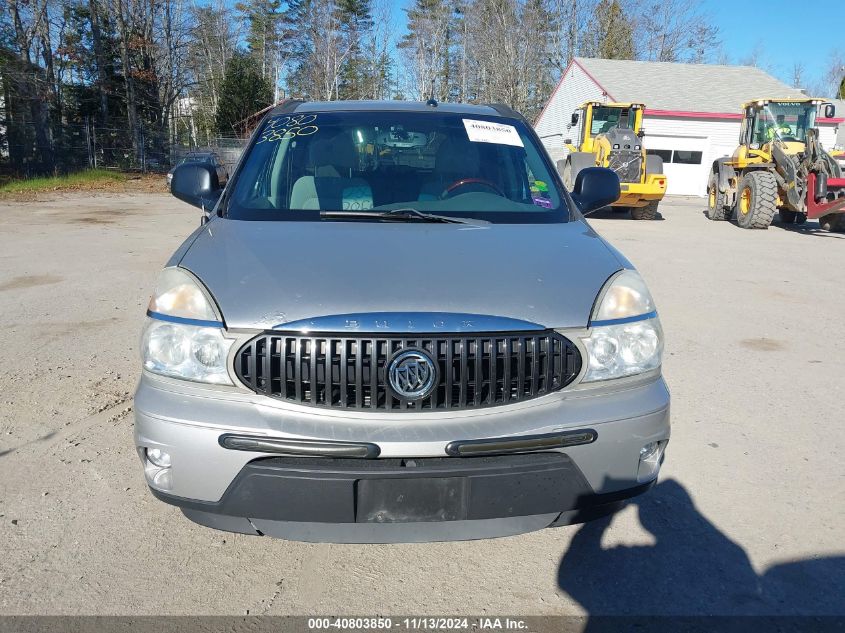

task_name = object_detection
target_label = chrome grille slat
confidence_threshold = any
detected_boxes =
[236,330,581,411]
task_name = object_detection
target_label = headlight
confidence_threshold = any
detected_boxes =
[580,270,663,382]
[142,267,234,385]
[141,319,233,384]
[148,267,220,322]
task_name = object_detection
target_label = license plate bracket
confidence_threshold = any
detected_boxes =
[356,477,469,523]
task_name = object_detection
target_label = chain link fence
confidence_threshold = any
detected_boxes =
[172,137,248,173]
[0,119,248,176]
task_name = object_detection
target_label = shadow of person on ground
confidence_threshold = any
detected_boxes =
[0,430,57,458]
[557,478,844,619]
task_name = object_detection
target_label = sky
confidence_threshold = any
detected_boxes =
[700,0,842,93]
[386,0,843,95]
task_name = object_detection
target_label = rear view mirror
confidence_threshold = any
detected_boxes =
[570,167,620,213]
[571,112,580,126]
[170,163,222,211]
[824,103,835,119]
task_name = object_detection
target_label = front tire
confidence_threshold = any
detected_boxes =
[562,159,574,190]
[819,213,845,232]
[631,201,659,220]
[706,171,731,220]
[735,171,777,229]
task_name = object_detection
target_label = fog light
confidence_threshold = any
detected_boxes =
[637,440,666,483]
[640,442,659,461]
[146,447,171,468]
[152,468,172,490]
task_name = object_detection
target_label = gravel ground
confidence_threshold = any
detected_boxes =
[0,193,843,616]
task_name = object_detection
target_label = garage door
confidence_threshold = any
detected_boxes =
[646,134,709,196]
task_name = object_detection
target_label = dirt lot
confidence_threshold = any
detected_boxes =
[0,193,843,616]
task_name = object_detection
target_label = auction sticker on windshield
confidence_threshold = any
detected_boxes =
[462,119,524,147]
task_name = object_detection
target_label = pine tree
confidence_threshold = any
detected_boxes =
[215,52,273,135]
[583,0,635,60]
[335,0,373,99]
[236,0,286,87]
[399,0,455,101]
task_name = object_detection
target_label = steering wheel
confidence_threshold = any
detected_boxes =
[779,136,800,143]
[442,178,505,198]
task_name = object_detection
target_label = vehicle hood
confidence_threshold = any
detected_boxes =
[178,219,624,330]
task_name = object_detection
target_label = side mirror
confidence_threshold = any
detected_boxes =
[571,112,580,126]
[170,163,222,210]
[824,103,835,119]
[570,167,620,213]
[564,138,572,145]
[746,106,755,118]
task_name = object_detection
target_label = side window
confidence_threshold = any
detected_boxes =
[647,149,672,162]
[752,115,767,145]
[673,150,702,165]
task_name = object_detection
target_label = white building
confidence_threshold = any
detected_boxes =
[534,58,844,196]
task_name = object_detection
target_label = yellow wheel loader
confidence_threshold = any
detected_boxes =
[706,99,845,231]
[558,102,667,220]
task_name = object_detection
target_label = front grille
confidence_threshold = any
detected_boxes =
[235,331,581,411]
[608,150,642,183]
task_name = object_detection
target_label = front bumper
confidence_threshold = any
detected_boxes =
[612,177,667,207]
[134,373,670,541]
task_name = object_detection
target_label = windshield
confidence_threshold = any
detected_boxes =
[752,102,817,144]
[590,106,629,136]
[225,111,567,223]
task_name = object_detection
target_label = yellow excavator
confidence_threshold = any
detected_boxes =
[558,101,667,220]
[706,98,845,231]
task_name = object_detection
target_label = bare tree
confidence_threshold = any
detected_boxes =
[739,42,765,68]
[547,0,594,73]
[7,0,55,170]
[632,0,719,63]
[398,0,455,101]
[186,0,241,140]
[822,55,845,99]
[460,0,556,118]
[359,0,394,99]
[791,61,805,89]
[286,0,352,101]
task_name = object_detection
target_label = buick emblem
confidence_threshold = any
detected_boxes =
[388,350,437,400]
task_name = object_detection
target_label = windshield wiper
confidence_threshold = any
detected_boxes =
[320,208,476,224]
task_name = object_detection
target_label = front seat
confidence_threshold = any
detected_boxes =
[290,133,373,210]
[418,137,481,200]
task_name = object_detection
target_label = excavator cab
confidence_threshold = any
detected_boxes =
[568,103,641,154]
[559,102,666,220]
[741,100,817,149]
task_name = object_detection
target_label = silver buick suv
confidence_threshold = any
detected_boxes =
[134,100,670,543]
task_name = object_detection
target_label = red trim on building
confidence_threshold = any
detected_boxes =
[643,109,844,124]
